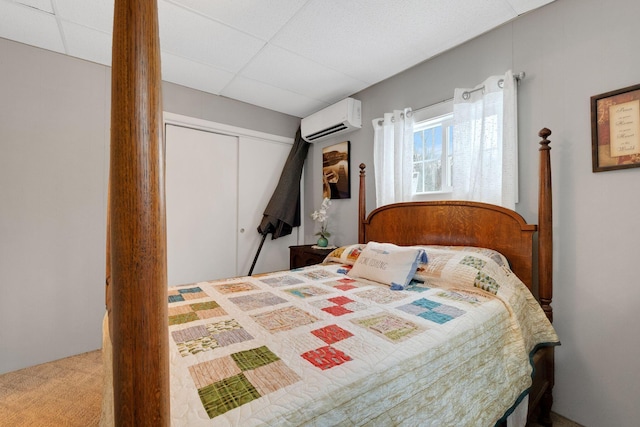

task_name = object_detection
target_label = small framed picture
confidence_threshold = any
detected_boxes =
[322,141,350,199]
[591,83,640,172]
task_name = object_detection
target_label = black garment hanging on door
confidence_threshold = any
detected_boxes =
[249,126,309,275]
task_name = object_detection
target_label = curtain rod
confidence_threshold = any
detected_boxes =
[415,71,526,113]
[462,71,525,99]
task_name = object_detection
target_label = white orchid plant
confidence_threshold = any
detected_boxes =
[311,197,331,239]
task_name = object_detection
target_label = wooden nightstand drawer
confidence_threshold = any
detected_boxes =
[289,245,334,269]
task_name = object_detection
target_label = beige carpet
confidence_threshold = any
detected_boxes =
[0,350,582,427]
[0,350,103,427]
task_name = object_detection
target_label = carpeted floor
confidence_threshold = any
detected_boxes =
[0,350,583,427]
[0,350,103,427]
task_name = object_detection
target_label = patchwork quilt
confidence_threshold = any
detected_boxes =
[104,246,559,426]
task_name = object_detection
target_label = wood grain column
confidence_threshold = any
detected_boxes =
[109,0,169,424]
[358,163,366,243]
[538,128,553,323]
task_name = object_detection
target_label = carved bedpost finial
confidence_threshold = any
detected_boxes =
[539,128,552,150]
[359,163,366,176]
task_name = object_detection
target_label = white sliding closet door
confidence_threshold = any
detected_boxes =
[165,124,238,286]
[237,138,298,276]
[165,119,299,287]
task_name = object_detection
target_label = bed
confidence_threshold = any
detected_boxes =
[104,1,558,426]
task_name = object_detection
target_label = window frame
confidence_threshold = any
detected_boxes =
[411,100,454,199]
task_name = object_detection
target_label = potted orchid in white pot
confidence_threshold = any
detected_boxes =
[311,197,331,247]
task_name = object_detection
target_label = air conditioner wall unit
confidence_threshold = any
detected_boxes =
[301,98,362,142]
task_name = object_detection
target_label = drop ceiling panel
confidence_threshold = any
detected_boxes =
[240,44,368,103]
[413,1,519,60]
[270,0,419,83]
[0,1,64,53]
[271,0,518,84]
[507,0,555,15]
[161,52,235,95]
[158,1,265,73]
[222,75,328,117]
[54,0,114,33]
[61,21,111,66]
[15,0,52,13]
[167,0,308,40]
[0,0,556,117]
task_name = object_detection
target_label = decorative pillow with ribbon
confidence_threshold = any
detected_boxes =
[323,244,366,265]
[347,241,427,289]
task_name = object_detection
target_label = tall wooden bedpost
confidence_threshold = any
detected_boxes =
[358,163,367,243]
[537,127,554,427]
[538,128,553,323]
[109,0,169,425]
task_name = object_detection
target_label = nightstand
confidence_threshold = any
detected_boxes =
[289,244,334,269]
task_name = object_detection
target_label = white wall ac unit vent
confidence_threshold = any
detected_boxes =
[301,98,361,142]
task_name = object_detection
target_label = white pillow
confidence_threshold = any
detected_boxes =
[347,242,427,288]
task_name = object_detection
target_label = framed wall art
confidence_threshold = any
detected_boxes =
[591,83,640,172]
[322,141,350,199]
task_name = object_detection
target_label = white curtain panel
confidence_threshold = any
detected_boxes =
[372,108,414,207]
[452,70,518,209]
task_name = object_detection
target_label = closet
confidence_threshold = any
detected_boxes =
[164,115,299,286]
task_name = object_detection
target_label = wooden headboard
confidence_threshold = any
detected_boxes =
[358,196,537,288]
[358,128,553,321]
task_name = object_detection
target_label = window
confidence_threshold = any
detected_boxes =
[412,102,453,194]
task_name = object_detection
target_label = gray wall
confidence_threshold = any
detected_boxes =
[0,37,300,374]
[303,0,640,425]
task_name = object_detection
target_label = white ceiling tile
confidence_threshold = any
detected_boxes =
[506,0,555,15]
[165,0,308,40]
[61,21,111,66]
[0,0,64,53]
[269,0,449,83]
[240,44,368,102]
[222,76,328,117]
[53,0,114,33]
[15,0,53,13]
[161,53,235,95]
[413,1,516,59]
[158,1,265,73]
[271,0,519,83]
[1,0,557,117]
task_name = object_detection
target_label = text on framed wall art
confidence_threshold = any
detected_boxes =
[591,83,640,172]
